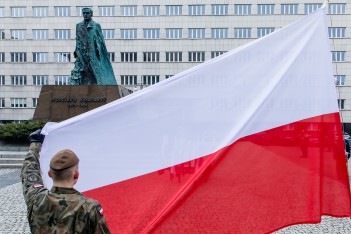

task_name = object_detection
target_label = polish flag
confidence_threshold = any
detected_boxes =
[41,8,351,233]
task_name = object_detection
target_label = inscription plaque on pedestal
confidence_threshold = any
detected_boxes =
[33,85,131,122]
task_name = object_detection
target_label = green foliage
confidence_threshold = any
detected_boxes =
[0,120,47,143]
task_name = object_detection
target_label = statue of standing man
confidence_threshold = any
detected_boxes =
[71,8,117,85]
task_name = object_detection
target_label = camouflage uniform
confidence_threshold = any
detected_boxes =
[21,142,110,233]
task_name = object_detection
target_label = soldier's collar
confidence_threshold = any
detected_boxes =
[50,186,81,195]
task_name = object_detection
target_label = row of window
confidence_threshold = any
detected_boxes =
[0,97,38,108]
[0,51,347,63]
[0,75,163,87]
[0,74,347,87]
[0,75,71,85]
[1,98,346,109]
[0,3,347,17]
[0,97,347,110]
[1,27,347,40]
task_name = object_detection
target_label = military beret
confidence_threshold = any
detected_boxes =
[50,149,79,171]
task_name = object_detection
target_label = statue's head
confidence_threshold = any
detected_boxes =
[82,8,93,21]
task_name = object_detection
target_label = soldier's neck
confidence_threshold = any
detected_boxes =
[52,180,75,188]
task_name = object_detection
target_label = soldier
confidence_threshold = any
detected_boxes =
[21,130,110,233]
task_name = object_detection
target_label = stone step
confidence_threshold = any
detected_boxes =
[0,152,25,168]
[0,151,27,158]
[0,163,23,169]
[0,158,24,164]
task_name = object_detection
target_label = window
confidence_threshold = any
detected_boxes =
[121,75,137,85]
[335,75,346,86]
[166,5,182,16]
[0,98,4,108]
[332,51,345,62]
[234,4,251,15]
[143,5,160,16]
[32,29,48,40]
[234,28,252,38]
[55,29,70,40]
[55,6,71,16]
[99,6,115,16]
[121,5,137,16]
[329,4,346,14]
[33,7,48,17]
[258,4,275,15]
[188,28,205,39]
[143,29,160,39]
[102,29,115,39]
[142,75,160,85]
[11,30,26,40]
[338,99,345,110]
[0,7,4,17]
[211,28,228,39]
[166,28,182,39]
[211,51,226,59]
[108,52,115,62]
[281,4,298,15]
[0,30,4,39]
[0,53,4,62]
[32,98,38,108]
[120,29,137,39]
[211,4,228,15]
[11,98,27,108]
[166,52,182,62]
[33,75,48,85]
[11,7,26,17]
[55,52,71,62]
[188,5,205,15]
[304,4,321,14]
[33,53,48,63]
[329,27,346,38]
[143,52,160,62]
[0,76,5,85]
[165,75,173,79]
[188,52,205,62]
[11,52,26,62]
[76,6,92,17]
[121,52,137,62]
[257,28,275,38]
[55,76,70,85]
[11,75,27,85]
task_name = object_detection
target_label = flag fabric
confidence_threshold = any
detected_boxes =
[41,8,351,233]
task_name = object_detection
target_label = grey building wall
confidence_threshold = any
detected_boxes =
[0,0,350,133]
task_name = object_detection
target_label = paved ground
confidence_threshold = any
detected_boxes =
[1,165,351,233]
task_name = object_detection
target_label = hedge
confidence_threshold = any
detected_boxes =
[0,120,47,143]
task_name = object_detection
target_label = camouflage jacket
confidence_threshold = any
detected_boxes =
[21,143,110,234]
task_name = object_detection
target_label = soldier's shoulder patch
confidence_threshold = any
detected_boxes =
[27,173,40,183]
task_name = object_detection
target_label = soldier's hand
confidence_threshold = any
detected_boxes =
[28,129,45,144]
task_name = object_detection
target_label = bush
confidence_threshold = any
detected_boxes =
[0,120,47,143]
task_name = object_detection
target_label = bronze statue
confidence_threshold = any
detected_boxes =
[70,8,116,85]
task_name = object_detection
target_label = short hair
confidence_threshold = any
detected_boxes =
[50,164,78,182]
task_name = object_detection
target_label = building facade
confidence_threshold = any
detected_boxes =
[0,0,350,132]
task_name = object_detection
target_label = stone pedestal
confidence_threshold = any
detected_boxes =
[33,85,132,122]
